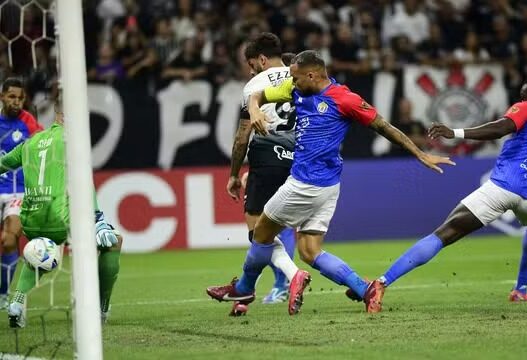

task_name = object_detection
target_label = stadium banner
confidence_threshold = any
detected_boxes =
[94,157,520,253]
[33,65,507,169]
[403,64,509,155]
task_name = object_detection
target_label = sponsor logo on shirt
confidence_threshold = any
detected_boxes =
[521,159,527,178]
[317,101,328,113]
[273,146,294,160]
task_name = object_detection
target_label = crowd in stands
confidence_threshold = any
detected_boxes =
[0,0,525,156]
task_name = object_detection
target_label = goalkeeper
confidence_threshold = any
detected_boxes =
[3,96,122,328]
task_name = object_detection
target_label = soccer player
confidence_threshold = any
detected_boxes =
[4,96,122,328]
[227,33,298,310]
[366,83,527,309]
[0,78,42,309]
[207,50,454,314]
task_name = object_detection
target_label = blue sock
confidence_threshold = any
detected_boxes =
[1,251,19,295]
[312,251,368,299]
[270,228,296,288]
[382,233,444,286]
[235,242,275,294]
[515,232,527,292]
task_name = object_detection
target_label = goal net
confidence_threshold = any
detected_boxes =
[0,1,101,358]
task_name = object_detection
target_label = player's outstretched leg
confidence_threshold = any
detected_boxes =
[7,262,43,328]
[510,231,527,302]
[264,227,296,304]
[371,204,483,312]
[99,237,122,323]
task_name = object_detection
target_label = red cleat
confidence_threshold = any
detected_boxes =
[509,289,527,302]
[206,277,255,304]
[363,280,385,313]
[288,270,311,315]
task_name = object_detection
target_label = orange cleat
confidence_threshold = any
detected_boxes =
[363,280,385,313]
[509,289,527,302]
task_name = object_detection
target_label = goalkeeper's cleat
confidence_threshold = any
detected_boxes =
[101,304,111,324]
[509,287,527,302]
[206,277,255,304]
[229,301,249,317]
[363,280,385,313]
[0,294,8,310]
[8,302,26,328]
[262,286,289,304]
[288,270,311,315]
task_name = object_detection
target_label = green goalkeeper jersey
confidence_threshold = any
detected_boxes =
[0,123,99,239]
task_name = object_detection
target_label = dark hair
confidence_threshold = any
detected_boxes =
[291,50,326,68]
[2,77,24,92]
[281,52,296,66]
[244,32,282,60]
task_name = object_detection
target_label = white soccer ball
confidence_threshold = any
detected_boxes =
[23,237,59,272]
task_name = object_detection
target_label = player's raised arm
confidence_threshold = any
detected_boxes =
[0,142,23,174]
[369,114,455,174]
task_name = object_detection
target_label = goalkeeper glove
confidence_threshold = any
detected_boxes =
[95,221,118,248]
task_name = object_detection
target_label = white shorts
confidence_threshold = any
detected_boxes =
[263,176,340,233]
[461,180,527,226]
[0,193,23,220]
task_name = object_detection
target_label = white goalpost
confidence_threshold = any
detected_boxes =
[56,0,103,359]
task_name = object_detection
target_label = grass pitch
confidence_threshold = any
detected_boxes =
[1,235,526,359]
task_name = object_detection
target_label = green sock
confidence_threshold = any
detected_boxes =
[99,249,120,313]
[13,263,44,304]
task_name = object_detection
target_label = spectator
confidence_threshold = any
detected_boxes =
[119,30,157,80]
[391,35,418,66]
[172,0,196,43]
[207,41,236,86]
[357,31,383,72]
[150,17,179,66]
[161,36,207,82]
[280,25,301,54]
[331,22,366,81]
[383,0,430,46]
[290,0,321,44]
[305,27,332,66]
[88,42,125,83]
[390,98,428,156]
[417,23,448,67]
[451,31,490,65]
[487,15,517,65]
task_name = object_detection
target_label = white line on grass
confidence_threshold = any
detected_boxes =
[26,279,516,312]
[0,354,47,360]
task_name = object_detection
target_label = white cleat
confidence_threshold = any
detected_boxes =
[8,302,26,328]
[101,305,111,324]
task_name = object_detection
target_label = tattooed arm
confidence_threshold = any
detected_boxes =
[227,119,252,201]
[369,114,455,174]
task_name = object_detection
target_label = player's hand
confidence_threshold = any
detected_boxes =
[95,221,118,248]
[418,153,456,174]
[428,124,454,139]
[227,176,242,202]
[251,109,269,136]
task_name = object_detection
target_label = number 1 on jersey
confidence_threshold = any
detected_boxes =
[38,149,48,186]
